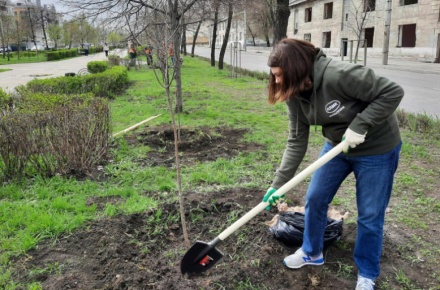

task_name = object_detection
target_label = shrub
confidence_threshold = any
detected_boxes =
[87,61,109,74]
[396,109,440,139]
[0,95,111,180]
[108,54,121,66]
[22,65,128,98]
[0,88,12,111]
[46,49,78,61]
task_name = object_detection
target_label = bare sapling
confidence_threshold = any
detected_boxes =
[149,24,190,247]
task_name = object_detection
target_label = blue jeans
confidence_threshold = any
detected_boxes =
[301,141,401,280]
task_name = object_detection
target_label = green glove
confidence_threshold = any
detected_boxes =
[262,187,284,210]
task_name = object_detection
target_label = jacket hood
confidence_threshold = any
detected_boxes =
[313,49,332,90]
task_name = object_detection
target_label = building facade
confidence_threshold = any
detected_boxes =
[0,0,59,50]
[208,12,247,50]
[288,0,440,61]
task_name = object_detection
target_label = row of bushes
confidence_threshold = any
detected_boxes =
[21,64,128,98]
[46,48,79,61]
[0,59,130,180]
[1,47,104,61]
[0,93,111,180]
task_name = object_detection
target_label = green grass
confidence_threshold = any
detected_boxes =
[1,56,439,289]
[0,53,48,65]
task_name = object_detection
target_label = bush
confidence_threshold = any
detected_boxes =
[0,88,12,111]
[0,95,111,180]
[46,49,78,61]
[87,61,109,74]
[22,65,128,98]
[108,54,121,66]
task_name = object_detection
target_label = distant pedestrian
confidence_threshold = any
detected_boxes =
[169,43,174,66]
[145,45,153,67]
[129,41,138,68]
[104,42,109,57]
[83,43,89,56]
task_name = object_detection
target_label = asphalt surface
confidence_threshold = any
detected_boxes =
[189,46,440,117]
[1,46,439,117]
[0,50,114,92]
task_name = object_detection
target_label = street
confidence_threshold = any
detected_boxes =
[188,46,440,117]
[0,46,439,117]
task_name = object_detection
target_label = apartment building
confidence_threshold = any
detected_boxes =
[208,12,247,50]
[288,0,440,61]
[1,0,59,50]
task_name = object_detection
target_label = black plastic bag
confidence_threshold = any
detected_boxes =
[269,211,343,248]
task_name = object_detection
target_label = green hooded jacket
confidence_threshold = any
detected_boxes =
[271,49,404,189]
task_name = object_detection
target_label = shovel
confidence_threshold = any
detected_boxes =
[180,141,346,275]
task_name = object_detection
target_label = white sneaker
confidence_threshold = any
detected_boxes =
[356,275,375,290]
[283,248,324,269]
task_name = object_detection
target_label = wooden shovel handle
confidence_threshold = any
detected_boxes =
[218,141,346,241]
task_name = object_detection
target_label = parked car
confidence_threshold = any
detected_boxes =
[29,44,45,51]
[0,46,12,53]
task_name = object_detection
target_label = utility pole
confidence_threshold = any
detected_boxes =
[382,0,392,65]
[243,10,246,51]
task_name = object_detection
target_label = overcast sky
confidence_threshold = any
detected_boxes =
[36,0,69,13]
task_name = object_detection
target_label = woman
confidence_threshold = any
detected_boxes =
[262,38,403,290]
[104,42,109,57]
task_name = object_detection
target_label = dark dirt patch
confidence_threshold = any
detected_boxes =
[11,188,438,290]
[10,126,440,290]
[124,125,264,166]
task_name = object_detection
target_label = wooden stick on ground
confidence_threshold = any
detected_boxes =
[113,115,161,137]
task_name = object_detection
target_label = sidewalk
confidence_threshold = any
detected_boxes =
[190,45,440,117]
[0,49,124,93]
[244,46,440,75]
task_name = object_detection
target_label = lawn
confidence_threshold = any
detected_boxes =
[0,52,47,65]
[0,56,439,289]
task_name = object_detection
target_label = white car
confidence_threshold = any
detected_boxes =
[29,45,45,51]
[0,46,12,53]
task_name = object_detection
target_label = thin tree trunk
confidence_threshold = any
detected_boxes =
[210,6,219,67]
[272,0,290,45]
[218,2,233,70]
[191,20,202,57]
[41,10,49,50]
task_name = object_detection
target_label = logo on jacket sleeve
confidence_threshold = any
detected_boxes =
[325,100,345,117]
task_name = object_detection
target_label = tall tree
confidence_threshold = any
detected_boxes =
[272,0,290,45]
[26,3,39,53]
[218,1,232,70]
[48,24,62,49]
[210,2,219,67]
[0,11,14,59]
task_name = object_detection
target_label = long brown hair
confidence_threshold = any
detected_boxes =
[267,38,318,104]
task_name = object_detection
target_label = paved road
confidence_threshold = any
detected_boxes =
[0,50,113,92]
[189,46,440,117]
[1,47,439,117]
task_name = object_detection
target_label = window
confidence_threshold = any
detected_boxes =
[364,27,374,47]
[304,33,311,42]
[364,0,376,11]
[305,7,312,22]
[401,0,417,5]
[294,9,299,34]
[322,31,331,48]
[324,3,333,19]
[398,24,416,47]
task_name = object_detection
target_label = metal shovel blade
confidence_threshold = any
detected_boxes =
[180,239,224,274]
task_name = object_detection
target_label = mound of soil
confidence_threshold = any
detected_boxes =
[124,125,264,167]
[10,126,438,289]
